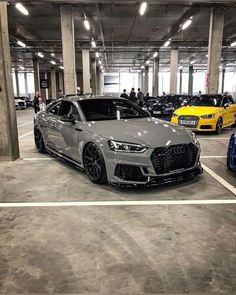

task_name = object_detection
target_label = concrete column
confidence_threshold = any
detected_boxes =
[0,2,19,160]
[50,67,57,99]
[206,7,224,94]
[91,58,97,95]
[33,58,40,93]
[60,5,77,95]
[144,66,149,94]
[141,70,144,91]
[153,58,159,96]
[24,72,28,96]
[221,68,225,94]
[179,69,183,94]
[82,49,90,93]
[98,70,104,95]
[58,71,64,94]
[188,65,193,95]
[170,48,178,94]
[44,72,49,100]
[15,70,20,97]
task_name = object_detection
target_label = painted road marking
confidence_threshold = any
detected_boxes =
[201,156,227,158]
[18,122,32,128]
[198,137,229,140]
[0,199,236,208]
[21,157,54,161]
[18,131,33,139]
[202,164,236,196]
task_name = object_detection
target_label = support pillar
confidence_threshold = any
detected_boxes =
[91,58,97,95]
[60,5,77,95]
[24,72,28,96]
[141,70,144,91]
[221,68,225,94]
[50,67,57,99]
[188,65,193,95]
[179,69,183,94]
[170,48,178,94]
[98,70,104,95]
[33,58,40,94]
[59,71,64,94]
[44,72,49,101]
[206,7,224,94]
[15,70,20,97]
[0,2,19,160]
[144,66,149,94]
[153,57,159,96]
[82,49,90,94]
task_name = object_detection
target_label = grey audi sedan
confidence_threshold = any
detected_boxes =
[34,96,202,186]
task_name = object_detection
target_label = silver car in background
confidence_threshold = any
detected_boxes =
[34,96,202,186]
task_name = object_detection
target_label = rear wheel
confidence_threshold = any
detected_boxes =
[215,117,223,134]
[34,128,46,153]
[83,143,107,184]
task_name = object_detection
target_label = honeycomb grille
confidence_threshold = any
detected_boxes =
[151,143,198,175]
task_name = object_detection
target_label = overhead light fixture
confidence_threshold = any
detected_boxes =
[182,18,192,30]
[205,54,208,58]
[178,66,183,70]
[91,39,96,48]
[100,65,104,70]
[230,41,236,47]
[60,59,63,63]
[19,66,25,70]
[59,66,64,70]
[139,2,147,16]
[141,65,145,69]
[101,69,104,73]
[95,52,99,58]
[153,52,158,58]
[190,60,196,65]
[163,39,171,47]
[84,19,90,31]
[98,60,102,65]
[51,53,55,57]
[17,40,26,48]
[50,60,56,65]
[37,52,44,58]
[15,3,29,16]
[146,60,150,65]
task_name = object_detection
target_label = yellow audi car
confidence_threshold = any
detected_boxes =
[171,95,236,134]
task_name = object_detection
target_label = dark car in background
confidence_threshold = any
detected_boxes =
[20,96,34,107]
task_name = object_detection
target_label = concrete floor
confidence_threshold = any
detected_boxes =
[0,108,235,294]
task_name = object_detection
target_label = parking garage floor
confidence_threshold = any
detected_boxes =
[0,108,235,294]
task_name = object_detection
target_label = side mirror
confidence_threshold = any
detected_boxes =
[224,103,229,109]
[60,114,75,124]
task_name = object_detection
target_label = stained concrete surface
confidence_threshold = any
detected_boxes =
[0,108,235,294]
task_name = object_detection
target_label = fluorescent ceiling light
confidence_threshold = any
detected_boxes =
[15,3,29,15]
[141,65,145,69]
[17,40,26,48]
[182,19,192,30]
[19,66,25,70]
[163,39,170,47]
[153,52,158,58]
[51,53,55,57]
[178,66,183,70]
[50,60,56,65]
[205,54,208,58]
[100,65,103,69]
[95,52,99,58]
[190,60,196,65]
[59,66,64,70]
[37,52,44,58]
[146,60,150,65]
[98,60,102,65]
[139,2,147,16]
[230,41,236,47]
[91,40,96,48]
[84,19,90,30]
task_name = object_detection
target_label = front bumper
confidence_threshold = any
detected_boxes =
[171,116,217,131]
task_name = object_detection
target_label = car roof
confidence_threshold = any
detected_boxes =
[63,95,126,102]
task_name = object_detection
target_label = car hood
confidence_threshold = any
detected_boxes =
[174,106,221,116]
[84,117,193,147]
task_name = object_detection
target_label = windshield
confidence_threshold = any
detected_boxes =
[187,96,222,107]
[79,99,150,121]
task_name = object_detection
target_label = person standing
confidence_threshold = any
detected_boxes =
[137,88,144,106]
[57,89,63,99]
[120,89,129,99]
[129,88,136,102]
[33,91,41,113]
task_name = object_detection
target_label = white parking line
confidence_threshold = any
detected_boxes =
[198,138,229,140]
[0,199,236,208]
[201,156,227,159]
[21,157,54,161]
[18,131,33,139]
[17,122,32,128]
[202,164,236,196]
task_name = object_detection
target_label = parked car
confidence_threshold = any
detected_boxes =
[15,97,26,109]
[171,94,236,134]
[227,132,236,172]
[34,96,202,186]
[20,96,34,107]
[142,97,160,112]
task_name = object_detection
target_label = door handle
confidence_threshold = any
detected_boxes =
[75,128,83,132]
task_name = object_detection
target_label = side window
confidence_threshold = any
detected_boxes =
[228,97,234,104]
[59,101,81,121]
[48,102,61,115]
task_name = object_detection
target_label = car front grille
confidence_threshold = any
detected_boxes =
[151,143,198,175]
[178,115,199,128]
[18,102,25,107]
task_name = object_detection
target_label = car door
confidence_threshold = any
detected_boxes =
[55,100,83,163]
[226,97,236,125]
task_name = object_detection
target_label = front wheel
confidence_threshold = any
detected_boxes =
[34,128,46,153]
[83,143,107,184]
[215,118,223,134]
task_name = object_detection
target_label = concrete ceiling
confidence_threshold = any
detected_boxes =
[7,0,236,72]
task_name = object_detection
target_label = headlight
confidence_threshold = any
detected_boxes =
[201,113,215,119]
[189,131,199,145]
[108,140,148,153]
[172,113,178,117]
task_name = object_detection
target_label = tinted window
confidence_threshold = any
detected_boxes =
[187,96,222,107]
[48,102,61,114]
[79,99,150,121]
[58,101,81,121]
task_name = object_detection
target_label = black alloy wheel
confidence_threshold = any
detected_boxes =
[215,117,223,134]
[34,128,46,153]
[83,143,107,184]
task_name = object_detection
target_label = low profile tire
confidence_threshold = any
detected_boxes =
[34,128,46,153]
[215,117,223,134]
[83,143,107,184]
